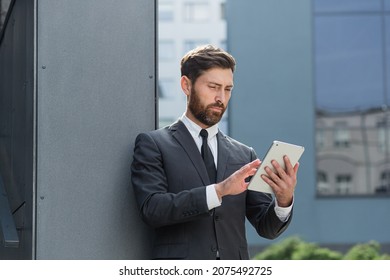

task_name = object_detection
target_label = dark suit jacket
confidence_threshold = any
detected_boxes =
[131,120,291,260]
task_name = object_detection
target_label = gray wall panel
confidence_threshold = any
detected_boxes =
[35,0,155,259]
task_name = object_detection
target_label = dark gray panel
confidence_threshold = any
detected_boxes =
[36,0,155,259]
[0,0,34,260]
[0,174,19,248]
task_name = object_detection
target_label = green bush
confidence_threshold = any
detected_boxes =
[343,241,390,260]
[378,254,390,260]
[291,242,342,260]
[252,236,389,260]
[252,236,302,260]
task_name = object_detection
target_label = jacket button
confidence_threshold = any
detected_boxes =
[211,246,217,252]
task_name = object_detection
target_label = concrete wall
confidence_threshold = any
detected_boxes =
[1,0,156,259]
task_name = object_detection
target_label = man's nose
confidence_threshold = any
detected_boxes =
[215,89,225,104]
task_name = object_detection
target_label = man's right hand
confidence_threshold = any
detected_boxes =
[215,159,261,200]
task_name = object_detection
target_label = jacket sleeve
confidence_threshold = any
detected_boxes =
[131,132,210,228]
[245,148,292,239]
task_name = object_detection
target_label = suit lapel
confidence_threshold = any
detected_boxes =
[170,120,211,185]
[216,131,231,182]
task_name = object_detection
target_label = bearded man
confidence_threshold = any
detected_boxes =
[131,45,299,260]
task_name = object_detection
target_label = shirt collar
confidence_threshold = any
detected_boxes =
[180,113,219,139]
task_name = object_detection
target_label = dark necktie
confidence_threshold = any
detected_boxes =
[200,129,217,183]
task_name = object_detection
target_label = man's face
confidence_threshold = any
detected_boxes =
[186,68,234,128]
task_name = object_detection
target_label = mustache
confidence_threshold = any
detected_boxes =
[207,101,225,110]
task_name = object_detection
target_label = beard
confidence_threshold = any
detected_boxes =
[188,87,226,127]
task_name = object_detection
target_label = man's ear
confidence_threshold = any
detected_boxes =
[180,76,191,96]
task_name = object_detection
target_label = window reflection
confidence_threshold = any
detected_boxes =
[315,16,383,112]
[316,109,390,196]
[314,1,390,196]
[386,16,390,102]
[384,0,390,11]
[314,0,381,13]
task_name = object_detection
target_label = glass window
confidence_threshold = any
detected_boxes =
[377,121,387,152]
[315,15,384,112]
[183,40,209,53]
[159,118,176,129]
[159,40,175,61]
[316,120,326,149]
[377,170,390,194]
[333,122,350,148]
[317,171,330,194]
[158,79,176,99]
[384,0,390,11]
[314,0,390,197]
[183,2,210,22]
[336,174,352,194]
[314,0,381,13]
[0,0,12,31]
[220,2,226,21]
[219,40,227,51]
[377,117,390,153]
[159,1,174,21]
[386,16,390,102]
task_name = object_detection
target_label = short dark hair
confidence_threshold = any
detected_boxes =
[180,45,236,84]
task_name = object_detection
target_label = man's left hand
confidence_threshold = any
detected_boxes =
[261,155,299,207]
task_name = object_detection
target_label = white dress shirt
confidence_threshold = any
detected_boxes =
[180,114,292,222]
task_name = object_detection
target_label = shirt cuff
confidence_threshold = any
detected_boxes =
[206,184,222,210]
[274,196,294,222]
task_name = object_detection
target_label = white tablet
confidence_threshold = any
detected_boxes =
[247,140,304,194]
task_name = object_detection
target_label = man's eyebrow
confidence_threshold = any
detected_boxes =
[208,81,234,88]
